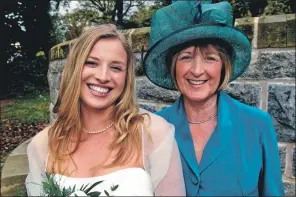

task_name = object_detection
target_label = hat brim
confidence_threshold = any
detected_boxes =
[143,24,251,90]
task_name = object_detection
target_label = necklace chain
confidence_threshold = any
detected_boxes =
[188,113,218,124]
[82,122,115,134]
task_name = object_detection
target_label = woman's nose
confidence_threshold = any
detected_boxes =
[190,57,204,76]
[94,65,110,83]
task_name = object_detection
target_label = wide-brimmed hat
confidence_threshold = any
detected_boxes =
[143,0,251,90]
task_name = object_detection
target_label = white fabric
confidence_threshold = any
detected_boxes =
[53,168,153,196]
[25,109,186,196]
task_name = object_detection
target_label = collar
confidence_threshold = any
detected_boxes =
[170,91,236,176]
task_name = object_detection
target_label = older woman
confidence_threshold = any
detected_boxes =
[144,1,284,196]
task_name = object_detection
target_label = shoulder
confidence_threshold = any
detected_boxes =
[28,126,50,151]
[140,108,174,142]
[223,92,273,131]
[155,104,174,120]
[223,91,270,122]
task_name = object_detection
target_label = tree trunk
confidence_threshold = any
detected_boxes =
[116,0,123,26]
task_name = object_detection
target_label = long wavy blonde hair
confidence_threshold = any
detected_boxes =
[48,24,146,174]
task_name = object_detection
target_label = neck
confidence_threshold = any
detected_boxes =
[184,93,218,122]
[80,104,115,131]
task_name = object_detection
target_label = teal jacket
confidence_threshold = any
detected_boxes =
[156,91,284,196]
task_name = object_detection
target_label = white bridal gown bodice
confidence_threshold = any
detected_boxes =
[53,168,154,196]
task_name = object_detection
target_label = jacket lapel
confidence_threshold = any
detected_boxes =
[169,96,200,177]
[198,91,236,173]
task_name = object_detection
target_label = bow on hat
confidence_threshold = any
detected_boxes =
[192,0,234,26]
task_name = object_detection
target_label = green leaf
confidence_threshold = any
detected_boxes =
[72,185,76,192]
[104,190,110,196]
[80,184,85,190]
[84,180,104,193]
[81,183,90,191]
[110,184,119,191]
[88,191,101,197]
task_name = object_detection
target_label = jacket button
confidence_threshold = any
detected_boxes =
[191,176,198,185]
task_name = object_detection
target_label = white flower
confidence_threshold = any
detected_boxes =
[69,190,88,196]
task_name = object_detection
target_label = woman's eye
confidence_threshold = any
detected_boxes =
[84,61,97,66]
[205,56,218,62]
[180,55,192,60]
[110,65,123,72]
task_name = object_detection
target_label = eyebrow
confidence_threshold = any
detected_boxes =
[88,56,99,61]
[179,51,192,54]
[87,56,126,65]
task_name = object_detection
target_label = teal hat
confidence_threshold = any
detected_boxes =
[143,0,251,90]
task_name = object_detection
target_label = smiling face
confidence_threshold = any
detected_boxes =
[175,44,223,103]
[80,37,128,111]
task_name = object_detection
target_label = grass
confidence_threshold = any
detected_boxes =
[1,92,50,124]
[16,186,28,197]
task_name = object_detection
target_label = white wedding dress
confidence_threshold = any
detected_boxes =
[53,168,153,196]
[26,109,185,196]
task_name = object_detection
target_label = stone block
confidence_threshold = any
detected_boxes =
[49,103,57,124]
[1,155,28,178]
[278,144,287,174]
[241,50,295,79]
[257,15,287,48]
[1,174,27,196]
[283,179,296,197]
[131,27,150,52]
[268,84,295,142]
[287,14,296,47]
[136,77,180,103]
[293,145,295,178]
[234,17,254,42]
[139,103,158,113]
[9,139,31,156]
[49,59,66,73]
[49,87,59,106]
[48,71,62,90]
[119,28,133,40]
[49,41,71,61]
[225,82,261,107]
[135,52,145,76]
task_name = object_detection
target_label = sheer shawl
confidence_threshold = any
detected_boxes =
[25,109,186,196]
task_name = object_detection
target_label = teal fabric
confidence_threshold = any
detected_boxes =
[144,1,251,90]
[156,91,284,196]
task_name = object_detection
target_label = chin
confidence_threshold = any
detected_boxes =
[185,92,213,103]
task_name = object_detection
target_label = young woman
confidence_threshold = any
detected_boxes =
[25,24,185,196]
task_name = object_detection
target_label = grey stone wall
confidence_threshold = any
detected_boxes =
[48,14,295,196]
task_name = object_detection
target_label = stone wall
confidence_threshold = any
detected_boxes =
[48,14,295,195]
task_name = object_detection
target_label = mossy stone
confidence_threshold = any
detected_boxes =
[131,27,150,53]
[257,15,287,48]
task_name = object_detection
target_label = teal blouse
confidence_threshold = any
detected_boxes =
[157,91,284,196]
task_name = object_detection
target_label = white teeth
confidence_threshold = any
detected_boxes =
[188,80,206,85]
[89,85,109,93]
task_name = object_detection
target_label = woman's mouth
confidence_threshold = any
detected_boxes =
[88,84,111,96]
[188,79,207,85]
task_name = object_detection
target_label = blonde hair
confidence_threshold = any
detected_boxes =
[170,41,232,90]
[49,24,146,174]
